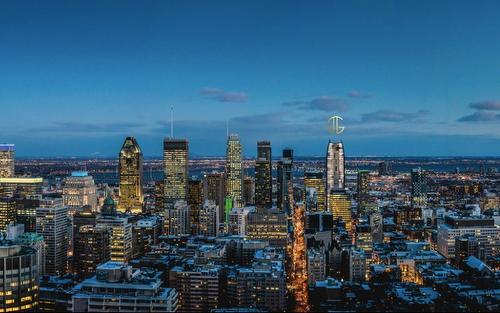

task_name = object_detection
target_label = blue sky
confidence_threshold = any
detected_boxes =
[2,0,500,157]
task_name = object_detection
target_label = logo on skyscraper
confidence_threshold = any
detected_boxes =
[328,116,345,135]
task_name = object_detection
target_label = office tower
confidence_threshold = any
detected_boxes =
[72,262,178,312]
[36,198,69,276]
[228,207,251,236]
[357,170,370,212]
[96,196,133,262]
[0,144,14,178]
[305,211,334,232]
[15,232,45,277]
[411,168,427,209]
[276,148,293,212]
[118,137,144,214]
[0,177,43,198]
[246,210,288,247]
[328,190,352,232]
[255,141,272,209]
[188,177,203,235]
[15,197,39,234]
[343,248,366,282]
[153,180,165,213]
[163,139,189,208]
[163,200,190,236]
[243,176,255,206]
[202,172,226,223]
[226,134,243,207]
[307,249,326,287]
[0,242,39,311]
[63,171,98,212]
[304,171,326,212]
[455,235,480,264]
[170,266,220,312]
[326,141,345,195]
[73,225,110,279]
[369,212,384,244]
[355,223,373,260]
[198,200,219,237]
[132,216,161,257]
[437,214,500,259]
[378,161,389,176]
[0,197,16,232]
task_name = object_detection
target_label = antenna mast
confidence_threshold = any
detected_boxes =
[170,106,174,138]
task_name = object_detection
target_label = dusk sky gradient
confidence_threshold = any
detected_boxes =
[2,0,500,157]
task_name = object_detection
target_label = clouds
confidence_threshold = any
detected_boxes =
[282,96,349,112]
[200,87,248,103]
[27,122,145,134]
[361,109,429,123]
[458,100,500,122]
[348,90,372,99]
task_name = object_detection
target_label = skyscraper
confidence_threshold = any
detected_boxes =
[188,177,203,235]
[163,200,190,236]
[163,138,189,208]
[0,197,16,232]
[277,148,293,213]
[118,137,144,214]
[255,141,272,209]
[36,198,69,276]
[63,171,98,212]
[73,225,110,279]
[411,168,427,209]
[203,172,226,223]
[326,141,345,194]
[357,170,370,212]
[304,171,326,212]
[0,144,14,178]
[328,190,352,232]
[226,134,243,207]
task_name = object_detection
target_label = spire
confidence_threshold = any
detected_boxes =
[226,119,229,138]
[170,106,174,138]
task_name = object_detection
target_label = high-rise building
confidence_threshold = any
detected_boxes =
[0,144,15,178]
[96,197,133,262]
[357,170,370,212]
[243,176,255,206]
[326,141,345,195]
[0,241,39,312]
[118,137,144,214]
[226,134,243,207]
[163,139,189,208]
[228,207,252,236]
[15,197,40,232]
[0,197,16,232]
[255,141,272,210]
[154,180,165,213]
[132,216,161,257]
[188,177,203,235]
[328,190,352,232]
[202,172,226,223]
[369,212,384,244]
[170,266,220,312]
[307,249,326,287]
[411,168,427,209]
[63,171,98,212]
[304,171,326,212]
[198,200,219,237]
[277,148,293,213]
[0,177,43,198]
[36,198,69,276]
[72,262,178,312]
[163,200,190,236]
[73,225,110,279]
[247,210,288,247]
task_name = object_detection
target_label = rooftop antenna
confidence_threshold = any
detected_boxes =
[170,105,174,138]
[226,119,229,137]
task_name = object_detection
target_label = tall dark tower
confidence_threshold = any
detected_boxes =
[255,141,272,210]
[118,137,144,214]
[163,138,189,209]
[326,140,345,212]
[277,148,293,213]
[411,168,427,209]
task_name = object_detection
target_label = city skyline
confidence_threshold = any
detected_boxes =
[2,1,500,156]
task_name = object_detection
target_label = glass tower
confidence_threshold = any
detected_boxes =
[255,141,272,210]
[226,134,243,208]
[163,138,189,209]
[118,137,144,214]
[0,144,15,178]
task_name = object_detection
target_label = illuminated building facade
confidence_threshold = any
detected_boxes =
[243,176,255,206]
[255,141,272,210]
[0,197,16,232]
[357,170,370,212]
[73,225,110,279]
[277,148,293,213]
[163,138,189,208]
[202,171,226,223]
[226,134,243,208]
[328,190,352,231]
[36,198,69,276]
[163,200,190,236]
[63,171,98,212]
[0,144,15,178]
[96,197,132,262]
[132,216,161,257]
[0,242,39,312]
[246,210,288,247]
[188,177,203,235]
[118,137,144,214]
[198,200,219,237]
[411,168,427,209]
[0,177,43,198]
[326,140,345,195]
[304,171,326,212]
